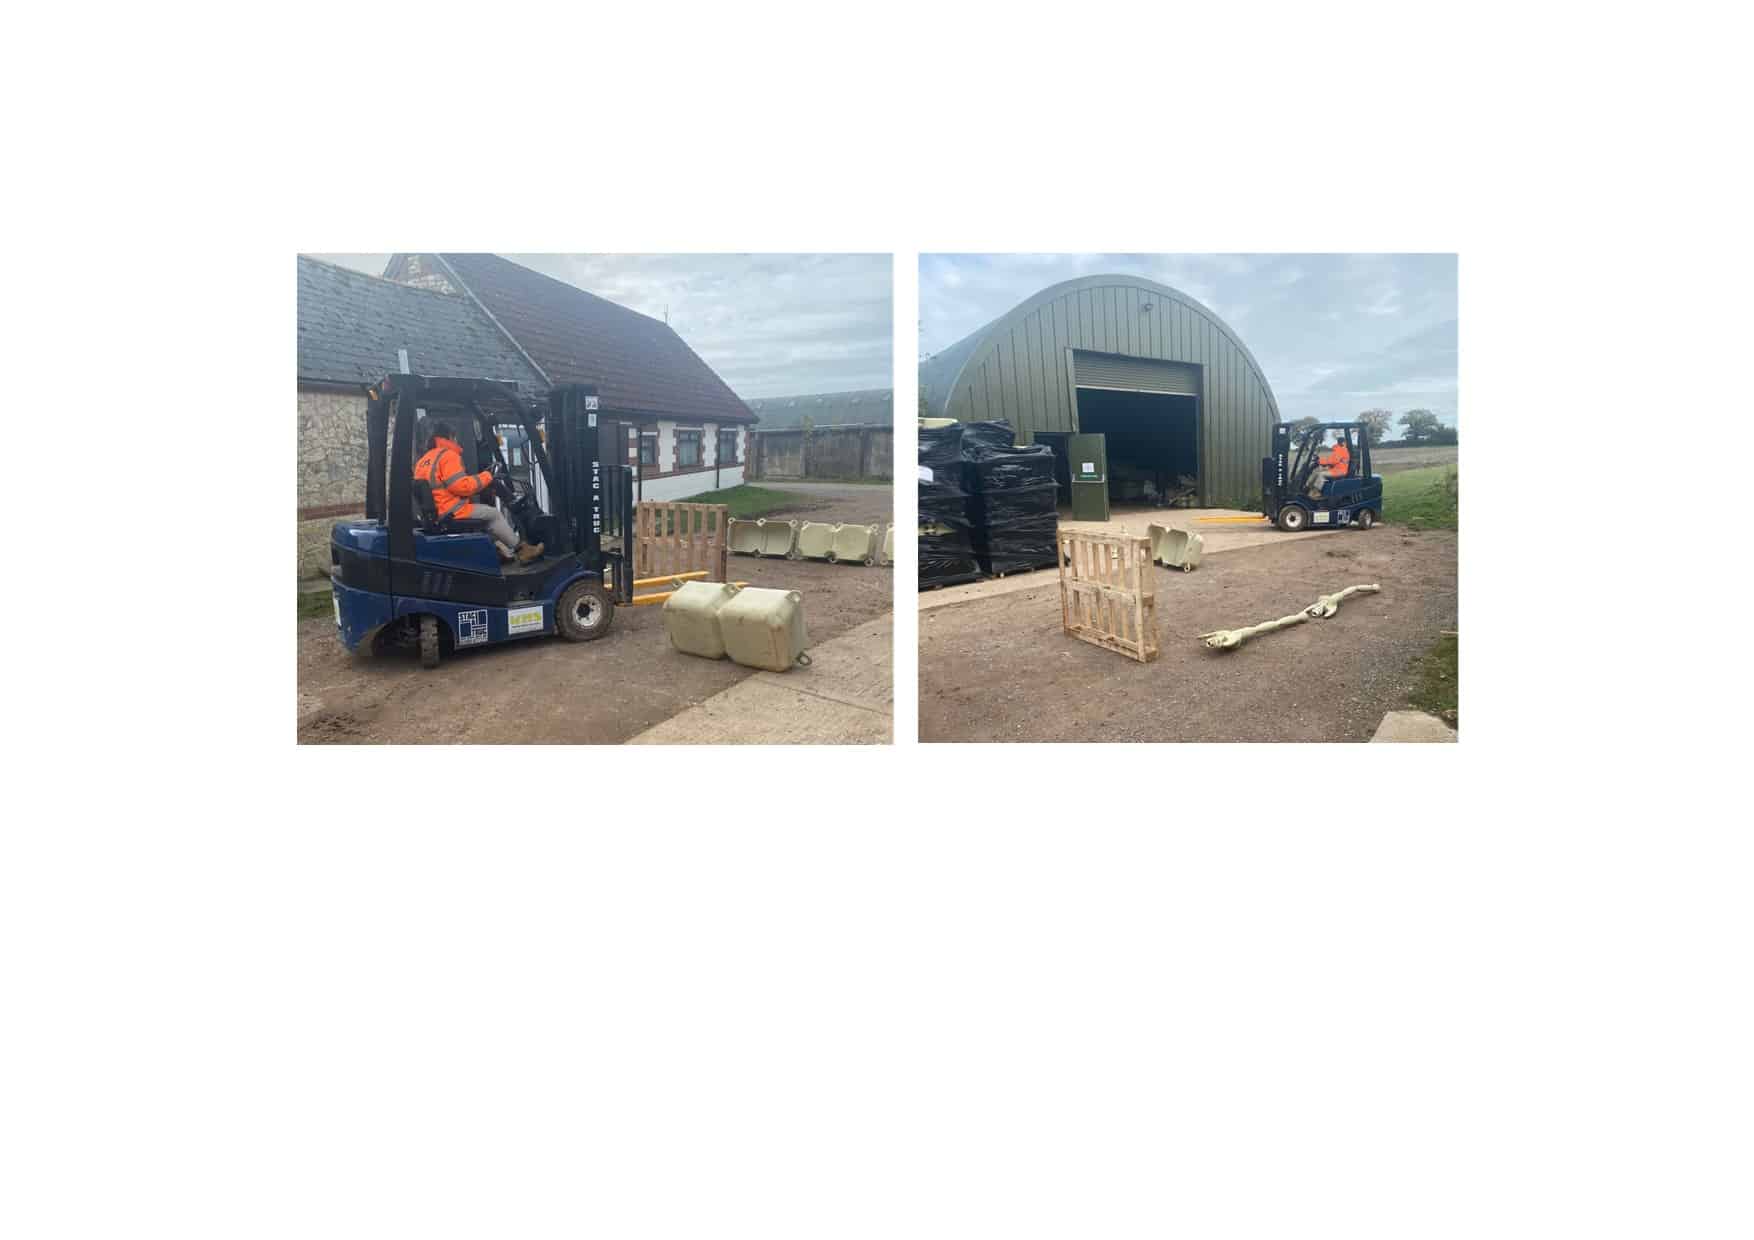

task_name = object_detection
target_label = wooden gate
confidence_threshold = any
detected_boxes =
[635,502,729,582]
[1057,527,1159,663]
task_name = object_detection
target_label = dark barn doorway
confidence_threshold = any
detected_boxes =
[1073,388,1199,507]
[1034,431,1076,505]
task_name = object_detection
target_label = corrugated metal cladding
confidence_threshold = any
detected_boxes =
[920,275,1282,504]
[1071,351,1198,395]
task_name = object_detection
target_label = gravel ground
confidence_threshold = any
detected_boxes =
[920,528,1457,743]
[298,553,892,745]
[753,481,893,526]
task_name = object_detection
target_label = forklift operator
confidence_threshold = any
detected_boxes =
[416,421,544,564]
[1309,433,1352,499]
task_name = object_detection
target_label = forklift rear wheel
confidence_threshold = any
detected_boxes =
[418,615,441,669]
[1277,505,1309,533]
[1356,509,1376,531]
[557,581,615,642]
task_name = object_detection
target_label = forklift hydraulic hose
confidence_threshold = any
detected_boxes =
[1305,583,1380,619]
[1199,584,1381,651]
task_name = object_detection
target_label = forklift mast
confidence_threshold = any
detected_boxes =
[541,384,608,561]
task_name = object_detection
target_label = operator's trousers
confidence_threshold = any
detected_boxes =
[456,504,519,553]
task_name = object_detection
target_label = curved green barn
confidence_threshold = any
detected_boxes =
[919,274,1281,507]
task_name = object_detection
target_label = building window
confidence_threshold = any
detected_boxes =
[676,429,702,469]
[639,433,657,468]
[719,428,739,465]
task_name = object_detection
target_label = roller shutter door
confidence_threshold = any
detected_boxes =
[1071,350,1198,396]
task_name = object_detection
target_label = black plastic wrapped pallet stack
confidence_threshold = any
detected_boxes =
[962,421,1060,576]
[918,423,982,588]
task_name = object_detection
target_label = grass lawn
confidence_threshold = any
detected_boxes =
[1408,630,1459,726]
[297,588,333,621]
[675,484,811,519]
[1382,464,1459,530]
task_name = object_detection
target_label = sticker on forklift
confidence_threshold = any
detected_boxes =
[1313,512,1331,524]
[917,465,933,482]
[457,609,490,646]
[585,396,599,411]
[1081,462,1095,473]
[507,605,544,636]
[332,593,341,628]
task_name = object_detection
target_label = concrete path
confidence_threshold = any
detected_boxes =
[1370,711,1457,742]
[1059,506,1329,553]
[919,508,1332,612]
[627,614,893,745]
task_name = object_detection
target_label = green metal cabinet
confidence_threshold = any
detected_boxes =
[1069,432,1109,522]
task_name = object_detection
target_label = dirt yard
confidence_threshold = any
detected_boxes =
[753,481,892,526]
[298,554,892,745]
[920,528,1457,743]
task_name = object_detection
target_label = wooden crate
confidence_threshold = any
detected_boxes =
[1056,527,1159,663]
[634,502,729,582]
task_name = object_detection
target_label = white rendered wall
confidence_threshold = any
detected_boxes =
[637,465,744,503]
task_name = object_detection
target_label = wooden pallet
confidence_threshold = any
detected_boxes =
[988,560,1060,579]
[634,501,728,583]
[1056,527,1159,663]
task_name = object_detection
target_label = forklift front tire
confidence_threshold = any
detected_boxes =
[557,580,615,642]
[418,615,441,669]
[1356,509,1376,531]
[1277,505,1309,533]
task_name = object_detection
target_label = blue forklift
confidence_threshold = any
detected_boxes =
[1260,421,1383,533]
[330,374,633,668]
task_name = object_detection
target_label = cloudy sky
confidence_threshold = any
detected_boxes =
[310,254,892,399]
[921,254,1457,426]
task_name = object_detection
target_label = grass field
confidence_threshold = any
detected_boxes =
[1408,631,1459,725]
[1372,444,1459,474]
[1383,464,1459,530]
[297,588,333,621]
[1389,464,1458,725]
[675,484,810,519]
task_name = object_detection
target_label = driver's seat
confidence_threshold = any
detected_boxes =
[412,478,494,534]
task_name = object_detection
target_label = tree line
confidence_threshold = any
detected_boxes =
[1291,409,1457,447]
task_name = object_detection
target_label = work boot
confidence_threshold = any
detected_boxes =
[515,541,545,564]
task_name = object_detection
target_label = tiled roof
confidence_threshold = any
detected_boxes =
[296,256,545,390]
[411,253,757,424]
[743,388,894,430]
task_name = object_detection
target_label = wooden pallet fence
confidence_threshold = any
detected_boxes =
[1057,527,1159,663]
[634,502,729,583]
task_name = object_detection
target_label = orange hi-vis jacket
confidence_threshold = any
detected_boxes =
[1318,441,1351,479]
[414,436,493,519]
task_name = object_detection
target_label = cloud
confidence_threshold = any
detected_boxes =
[307,252,892,398]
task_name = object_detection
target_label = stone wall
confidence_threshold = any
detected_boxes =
[298,388,369,511]
[298,512,359,580]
